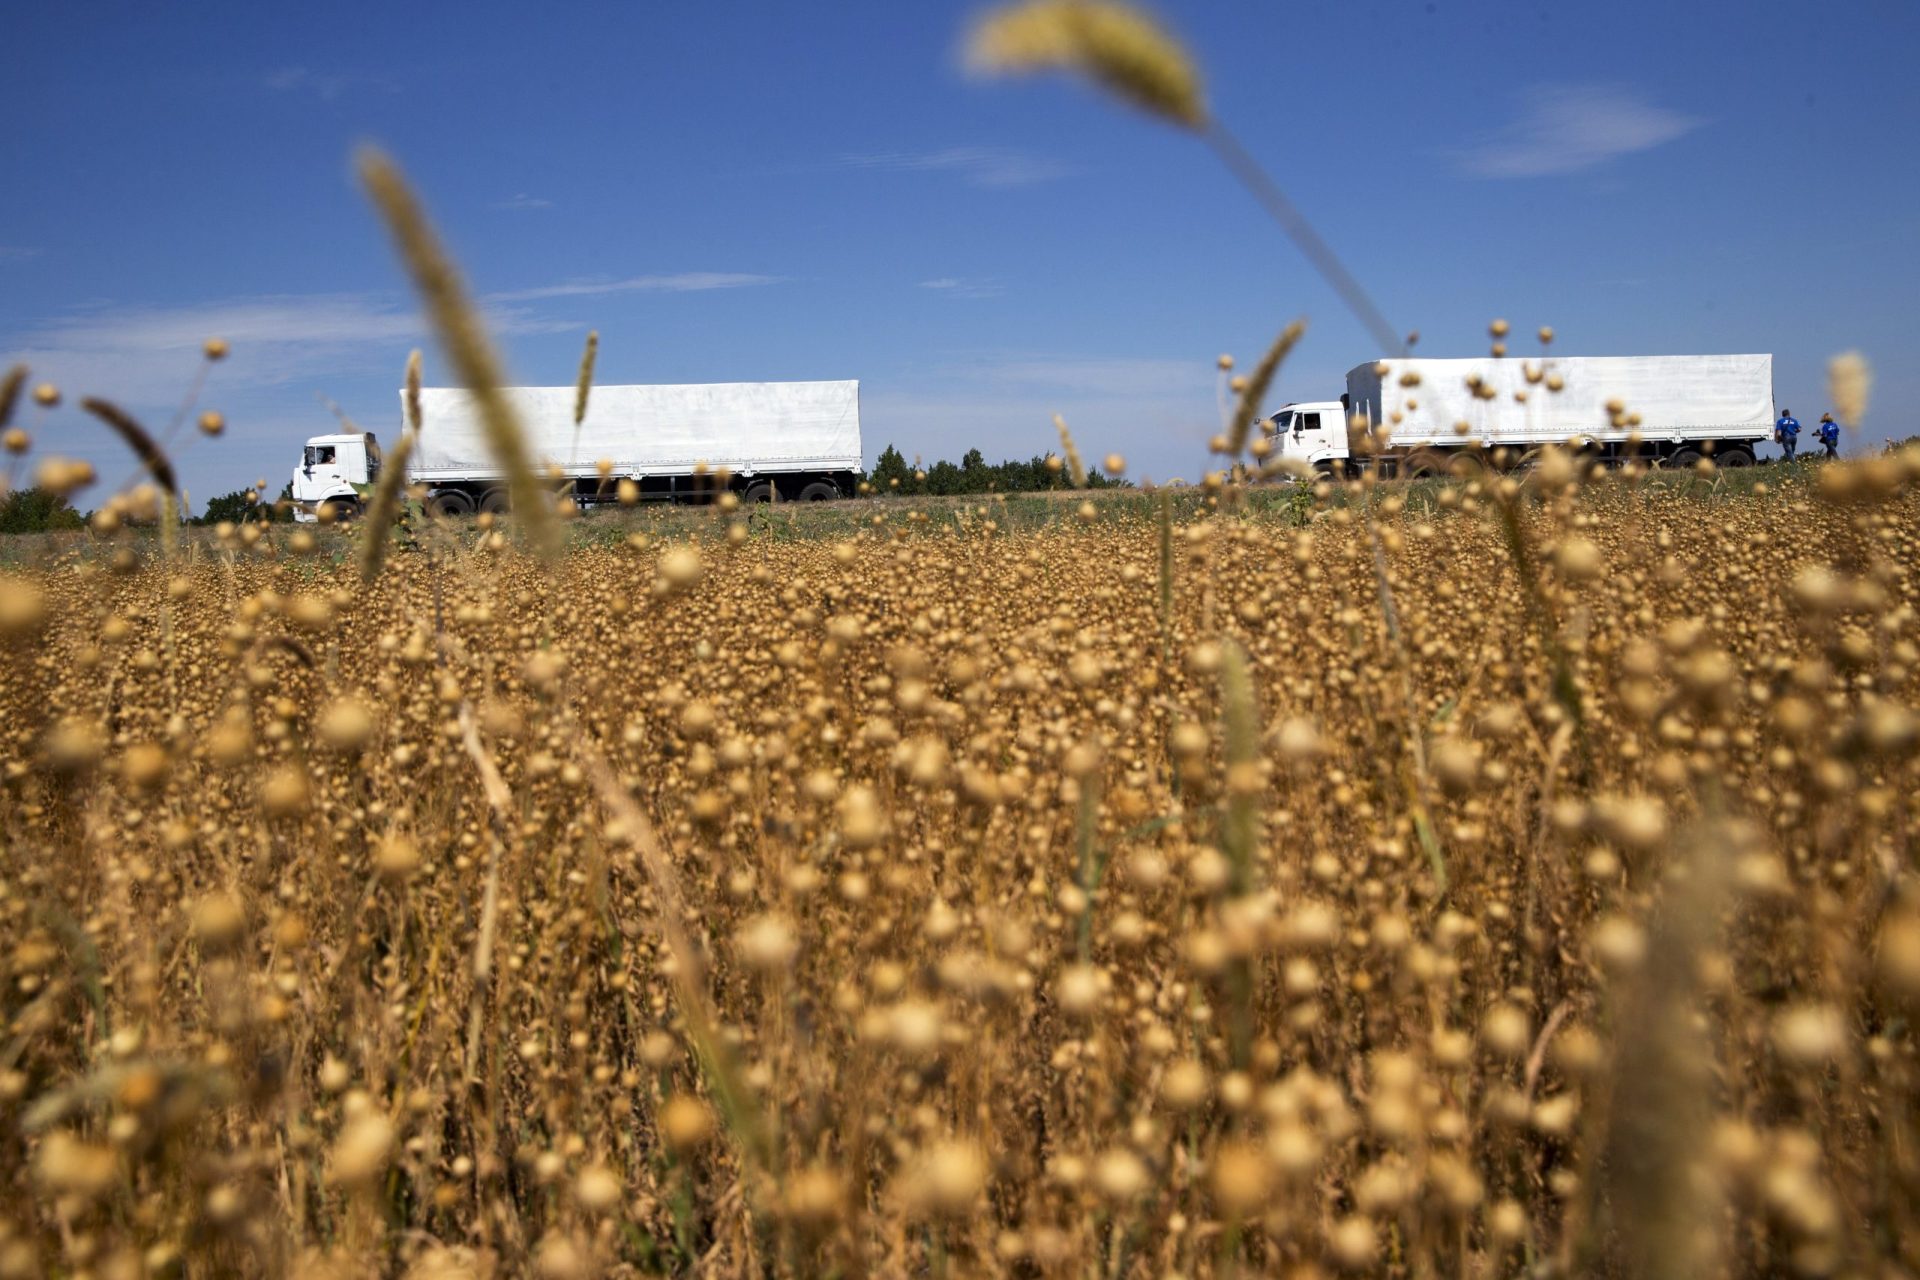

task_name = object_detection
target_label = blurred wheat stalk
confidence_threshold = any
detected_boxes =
[967,0,1405,356]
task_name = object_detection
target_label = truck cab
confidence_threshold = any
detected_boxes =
[290,432,382,522]
[1268,400,1349,475]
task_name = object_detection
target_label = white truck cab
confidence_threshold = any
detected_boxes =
[1268,400,1350,475]
[290,432,382,522]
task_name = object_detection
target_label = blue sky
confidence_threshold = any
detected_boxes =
[5,0,1916,506]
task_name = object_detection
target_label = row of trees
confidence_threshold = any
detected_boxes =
[865,445,1126,496]
[0,486,290,534]
[2,446,1129,533]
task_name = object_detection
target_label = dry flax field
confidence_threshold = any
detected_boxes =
[0,456,1919,1280]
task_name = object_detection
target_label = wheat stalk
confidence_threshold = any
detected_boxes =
[357,429,417,586]
[0,366,25,431]
[966,3,1403,354]
[1827,350,1871,429]
[357,147,559,557]
[405,348,424,434]
[1053,413,1088,488]
[1224,319,1306,457]
[573,330,598,428]
[81,398,179,498]
[967,0,1205,127]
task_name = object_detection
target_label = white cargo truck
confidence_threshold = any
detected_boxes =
[1269,354,1774,478]
[291,379,863,520]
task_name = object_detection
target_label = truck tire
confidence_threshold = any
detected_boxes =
[319,498,361,525]
[1668,448,1703,470]
[798,481,839,502]
[1717,447,1754,468]
[429,490,474,517]
[744,482,775,504]
[1403,450,1448,478]
[479,488,510,515]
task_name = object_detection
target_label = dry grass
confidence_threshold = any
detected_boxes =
[0,452,1917,1277]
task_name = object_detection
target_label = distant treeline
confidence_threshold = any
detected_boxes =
[0,485,294,534]
[866,445,1126,496]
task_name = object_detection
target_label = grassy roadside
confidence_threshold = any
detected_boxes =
[0,455,1843,567]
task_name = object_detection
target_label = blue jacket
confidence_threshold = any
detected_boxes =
[1776,414,1800,438]
[1818,420,1839,444]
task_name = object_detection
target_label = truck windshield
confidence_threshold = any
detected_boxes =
[1272,411,1293,432]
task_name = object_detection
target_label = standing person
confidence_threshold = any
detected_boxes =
[1775,408,1801,461]
[1817,413,1840,460]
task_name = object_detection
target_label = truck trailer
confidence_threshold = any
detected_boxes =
[1270,354,1774,478]
[291,379,863,520]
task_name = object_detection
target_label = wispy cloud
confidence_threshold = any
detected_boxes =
[488,272,784,302]
[841,146,1073,188]
[920,277,1003,300]
[263,66,402,102]
[493,193,556,211]
[0,246,41,263]
[2,294,522,406]
[1454,84,1704,178]
[960,354,1207,398]
[3,272,785,402]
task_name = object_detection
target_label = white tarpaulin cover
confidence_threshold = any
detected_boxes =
[1345,355,1773,447]
[406,380,862,478]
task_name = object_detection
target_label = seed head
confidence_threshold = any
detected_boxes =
[659,1096,715,1152]
[736,913,801,972]
[328,1112,394,1188]
[317,698,378,752]
[1826,350,1870,428]
[573,1163,622,1213]
[899,1139,988,1216]
[659,546,704,592]
[966,0,1207,129]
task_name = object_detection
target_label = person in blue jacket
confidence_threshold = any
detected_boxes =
[1817,413,1840,460]
[1775,408,1801,461]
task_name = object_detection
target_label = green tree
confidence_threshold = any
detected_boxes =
[0,487,85,535]
[870,444,912,494]
[197,488,267,526]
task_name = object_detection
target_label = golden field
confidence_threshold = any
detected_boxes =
[0,462,1918,1279]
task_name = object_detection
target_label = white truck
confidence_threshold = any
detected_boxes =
[1269,354,1775,478]
[291,379,863,520]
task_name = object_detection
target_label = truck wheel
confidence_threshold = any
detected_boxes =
[798,481,839,502]
[744,482,775,503]
[1403,450,1447,478]
[479,489,510,515]
[429,490,475,517]
[319,499,361,525]
[1717,447,1754,468]
[1668,449,1703,470]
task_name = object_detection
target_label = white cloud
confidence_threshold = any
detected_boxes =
[1455,84,1703,178]
[0,246,41,263]
[0,292,574,420]
[263,66,402,101]
[0,275,782,509]
[841,147,1074,188]
[488,272,784,302]
[919,277,1003,300]
[959,354,1208,398]
[494,193,556,211]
